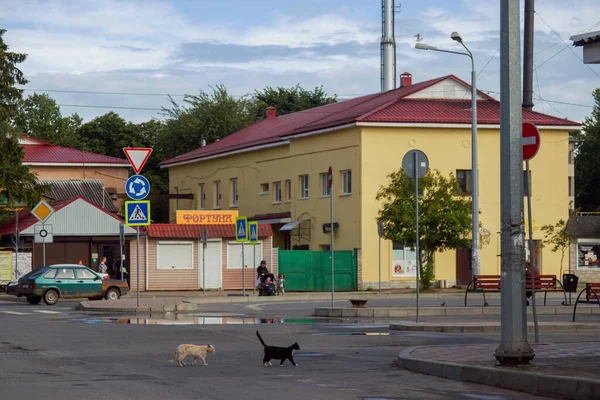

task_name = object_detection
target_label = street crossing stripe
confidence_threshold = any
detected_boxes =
[1,311,29,315]
[32,310,61,314]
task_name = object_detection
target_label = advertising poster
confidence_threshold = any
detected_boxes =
[392,259,417,277]
[0,251,13,282]
[578,244,600,268]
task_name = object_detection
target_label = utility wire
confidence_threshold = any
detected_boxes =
[477,48,499,78]
[534,46,569,71]
[57,104,163,111]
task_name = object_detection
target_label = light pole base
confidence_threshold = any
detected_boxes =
[494,347,535,366]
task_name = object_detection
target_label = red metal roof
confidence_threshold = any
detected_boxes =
[160,74,579,167]
[357,98,580,126]
[19,135,129,165]
[146,224,273,239]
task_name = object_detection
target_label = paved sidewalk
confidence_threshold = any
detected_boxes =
[398,341,600,400]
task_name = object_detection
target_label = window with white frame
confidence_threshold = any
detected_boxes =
[227,241,263,269]
[273,181,281,203]
[320,173,330,197]
[391,243,417,277]
[157,242,194,269]
[285,180,292,202]
[300,175,309,199]
[342,170,352,195]
[198,183,205,209]
[215,181,221,208]
[230,178,238,207]
[260,183,269,194]
[577,242,600,269]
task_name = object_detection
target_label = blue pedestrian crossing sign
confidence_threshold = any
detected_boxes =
[235,217,248,242]
[248,221,259,244]
[125,201,151,226]
[126,174,151,200]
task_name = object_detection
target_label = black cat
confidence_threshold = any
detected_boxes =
[256,330,299,367]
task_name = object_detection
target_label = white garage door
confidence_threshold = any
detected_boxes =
[199,241,221,290]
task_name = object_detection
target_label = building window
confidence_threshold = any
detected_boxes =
[285,180,292,202]
[342,170,352,195]
[320,173,331,197]
[320,244,331,252]
[215,181,221,208]
[157,241,193,270]
[198,183,206,209]
[300,175,309,199]
[230,178,238,207]
[391,243,417,277]
[524,170,532,196]
[577,243,600,269]
[227,242,263,269]
[456,170,472,195]
[568,176,573,197]
[273,181,282,203]
[261,183,269,194]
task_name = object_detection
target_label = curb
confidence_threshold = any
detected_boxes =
[389,322,599,333]
[314,305,584,318]
[397,346,600,400]
[76,301,198,313]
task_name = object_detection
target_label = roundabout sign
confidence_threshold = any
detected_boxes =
[125,175,151,201]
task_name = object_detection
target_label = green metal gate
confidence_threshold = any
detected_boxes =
[278,249,358,292]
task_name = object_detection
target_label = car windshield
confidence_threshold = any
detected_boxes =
[21,267,50,280]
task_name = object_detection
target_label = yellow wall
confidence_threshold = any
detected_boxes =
[167,127,362,251]
[360,126,571,286]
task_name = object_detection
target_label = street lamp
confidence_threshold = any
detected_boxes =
[415,33,480,279]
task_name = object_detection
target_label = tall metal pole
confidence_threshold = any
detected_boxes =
[203,228,207,295]
[495,0,534,365]
[42,223,46,266]
[381,0,396,91]
[119,223,124,281]
[14,211,19,279]
[378,235,382,292]
[468,51,480,278]
[526,161,539,342]
[414,151,420,324]
[522,0,535,110]
[136,227,140,307]
[330,173,335,308]
[242,241,246,296]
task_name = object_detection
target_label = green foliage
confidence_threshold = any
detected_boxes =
[0,29,28,122]
[13,93,82,147]
[252,84,337,117]
[376,169,472,290]
[541,219,573,276]
[574,88,600,211]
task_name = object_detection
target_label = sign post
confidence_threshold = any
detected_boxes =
[523,121,541,343]
[328,166,334,307]
[123,147,152,308]
[248,221,259,294]
[31,200,55,267]
[202,228,208,294]
[402,149,429,323]
[119,223,125,281]
[377,220,384,292]
[236,217,248,296]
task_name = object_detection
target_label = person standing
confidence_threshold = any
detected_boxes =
[98,257,108,274]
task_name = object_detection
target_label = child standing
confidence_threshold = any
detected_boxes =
[276,274,285,296]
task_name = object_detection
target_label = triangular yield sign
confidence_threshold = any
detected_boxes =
[123,147,153,174]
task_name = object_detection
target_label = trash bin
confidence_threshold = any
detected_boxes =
[563,273,579,293]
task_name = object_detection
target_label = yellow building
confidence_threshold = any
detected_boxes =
[161,74,580,289]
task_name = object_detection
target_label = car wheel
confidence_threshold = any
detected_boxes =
[26,296,42,305]
[105,288,120,300]
[43,289,59,305]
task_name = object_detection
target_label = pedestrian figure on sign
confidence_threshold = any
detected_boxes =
[98,257,108,274]
[133,207,144,220]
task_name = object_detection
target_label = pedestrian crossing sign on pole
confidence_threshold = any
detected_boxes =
[235,216,248,242]
[248,221,258,244]
[125,200,151,226]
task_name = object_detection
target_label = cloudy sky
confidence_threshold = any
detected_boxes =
[2,0,599,124]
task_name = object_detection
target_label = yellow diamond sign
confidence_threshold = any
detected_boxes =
[31,200,55,223]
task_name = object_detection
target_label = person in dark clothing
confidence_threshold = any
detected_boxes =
[257,260,269,277]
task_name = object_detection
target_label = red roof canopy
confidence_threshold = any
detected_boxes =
[146,224,273,239]
[19,135,129,165]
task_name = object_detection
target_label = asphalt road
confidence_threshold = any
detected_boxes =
[0,296,567,400]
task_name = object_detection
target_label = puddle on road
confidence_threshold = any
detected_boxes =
[71,316,392,326]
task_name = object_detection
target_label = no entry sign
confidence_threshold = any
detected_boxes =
[522,122,541,161]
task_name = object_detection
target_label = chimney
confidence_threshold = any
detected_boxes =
[200,139,206,147]
[400,72,412,87]
[266,106,277,119]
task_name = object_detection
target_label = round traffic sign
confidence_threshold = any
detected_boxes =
[39,229,48,238]
[125,174,151,200]
[402,150,429,180]
[522,122,541,161]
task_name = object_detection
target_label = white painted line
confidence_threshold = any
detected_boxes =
[246,304,263,311]
[1,311,30,316]
[522,137,536,145]
[32,310,61,314]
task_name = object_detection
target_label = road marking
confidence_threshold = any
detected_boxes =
[1,311,30,315]
[32,310,61,314]
[246,304,263,311]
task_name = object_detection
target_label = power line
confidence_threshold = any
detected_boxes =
[477,48,499,78]
[57,104,163,111]
[483,90,592,108]
[534,46,569,70]
[22,88,187,97]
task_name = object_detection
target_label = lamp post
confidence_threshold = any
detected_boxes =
[415,34,480,278]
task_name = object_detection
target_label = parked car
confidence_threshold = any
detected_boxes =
[8,264,129,305]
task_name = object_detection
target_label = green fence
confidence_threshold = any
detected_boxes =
[278,249,358,292]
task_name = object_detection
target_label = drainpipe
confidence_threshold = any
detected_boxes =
[145,233,149,291]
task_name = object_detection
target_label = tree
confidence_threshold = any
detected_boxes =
[13,93,82,147]
[574,88,600,211]
[376,169,472,289]
[252,84,337,117]
[0,29,47,222]
[76,112,146,158]
[541,219,573,276]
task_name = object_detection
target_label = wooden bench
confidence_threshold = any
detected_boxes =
[464,274,567,306]
[572,283,600,321]
[349,299,368,308]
